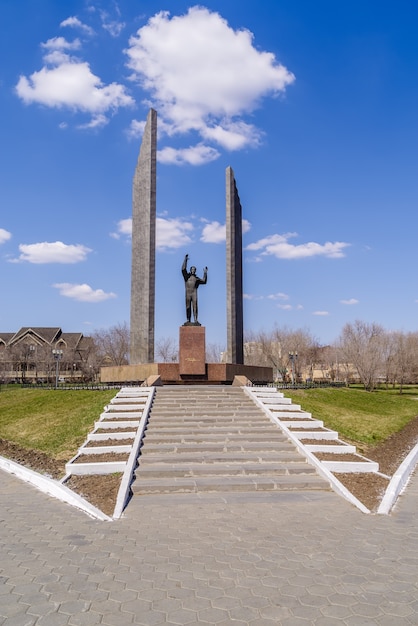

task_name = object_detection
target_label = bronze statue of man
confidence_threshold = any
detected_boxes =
[182,254,208,325]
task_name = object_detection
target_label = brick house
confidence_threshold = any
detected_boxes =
[0,327,95,383]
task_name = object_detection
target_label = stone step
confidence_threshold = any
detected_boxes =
[142,433,288,444]
[150,402,261,409]
[132,474,329,495]
[136,461,316,479]
[140,441,296,454]
[145,425,282,434]
[147,417,267,425]
[139,451,303,464]
[131,386,331,498]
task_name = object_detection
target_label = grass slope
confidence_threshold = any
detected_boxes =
[0,388,116,459]
[284,386,418,444]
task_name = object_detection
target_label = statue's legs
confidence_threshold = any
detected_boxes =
[191,293,198,322]
[185,296,192,322]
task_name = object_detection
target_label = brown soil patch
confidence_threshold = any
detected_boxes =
[0,438,65,479]
[95,427,136,433]
[314,453,369,462]
[288,427,327,432]
[85,439,133,447]
[73,453,129,463]
[65,474,122,517]
[336,473,390,512]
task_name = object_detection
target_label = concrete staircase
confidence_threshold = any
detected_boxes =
[132,386,331,496]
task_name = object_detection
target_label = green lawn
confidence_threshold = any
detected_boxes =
[1,386,418,463]
[0,388,116,459]
[284,386,418,445]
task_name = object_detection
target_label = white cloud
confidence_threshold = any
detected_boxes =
[125,7,294,153]
[77,113,109,129]
[53,283,116,302]
[157,144,220,166]
[244,293,263,300]
[112,216,194,249]
[100,10,125,38]
[60,16,95,36]
[201,218,251,243]
[128,119,146,138]
[247,232,350,259]
[13,241,91,264]
[313,310,330,316]
[156,217,193,249]
[111,218,132,239]
[340,298,359,305]
[16,61,133,115]
[201,221,225,244]
[277,304,293,310]
[267,292,289,301]
[202,120,261,150]
[242,219,251,234]
[41,36,82,51]
[16,33,133,126]
[0,228,12,244]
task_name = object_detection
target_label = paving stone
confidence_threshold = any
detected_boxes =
[0,616,37,626]
[68,613,102,625]
[2,405,418,626]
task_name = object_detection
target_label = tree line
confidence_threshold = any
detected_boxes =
[5,320,416,391]
[92,320,418,392]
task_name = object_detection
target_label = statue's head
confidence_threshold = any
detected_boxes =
[190,266,196,274]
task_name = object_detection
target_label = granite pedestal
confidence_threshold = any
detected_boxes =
[179,325,206,376]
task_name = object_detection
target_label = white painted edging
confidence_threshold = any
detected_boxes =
[0,456,112,521]
[377,443,418,515]
[112,386,156,519]
[245,387,371,514]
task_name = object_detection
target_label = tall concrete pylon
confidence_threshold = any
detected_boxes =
[226,166,244,364]
[130,108,157,364]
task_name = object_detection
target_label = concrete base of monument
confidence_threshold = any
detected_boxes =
[100,363,273,385]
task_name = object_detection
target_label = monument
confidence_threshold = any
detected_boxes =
[179,255,208,376]
[226,166,244,364]
[130,108,157,364]
[181,254,208,325]
[100,108,272,385]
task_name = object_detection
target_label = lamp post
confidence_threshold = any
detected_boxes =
[288,351,298,385]
[52,349,63,389]
[29,345,36,383]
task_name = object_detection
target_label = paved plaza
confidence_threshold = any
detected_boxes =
[1,469,418,625]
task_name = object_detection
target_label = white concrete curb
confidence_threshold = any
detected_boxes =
[0,456,112,521]
[113,386,155,519]
[377,443,418,515]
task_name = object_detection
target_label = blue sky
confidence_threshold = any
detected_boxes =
[1,0,417,349]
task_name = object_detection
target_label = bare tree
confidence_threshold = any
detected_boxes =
[244,326,319,382]
[338,320,385,391]
[206,342,225,363]
[155,337,178,362]
[93,322,129,367]
[392,331,418,393]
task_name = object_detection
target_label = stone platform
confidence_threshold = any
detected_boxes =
[100,362,273,385]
